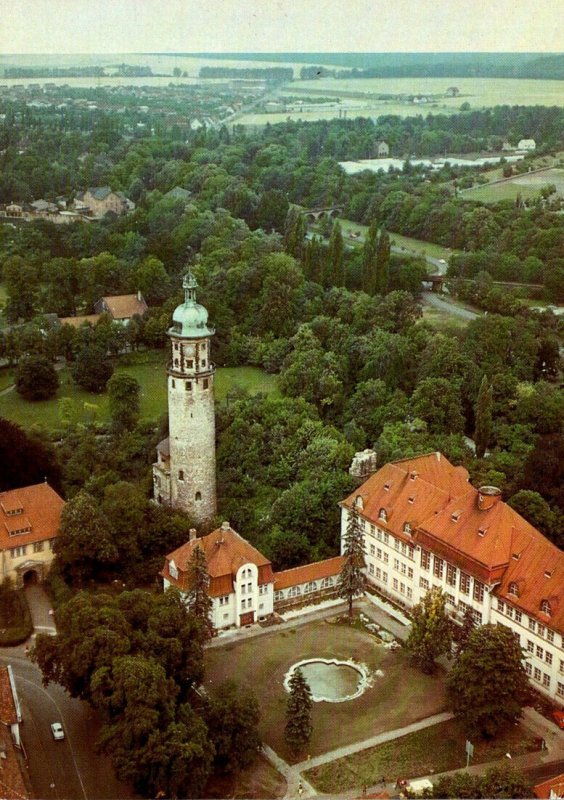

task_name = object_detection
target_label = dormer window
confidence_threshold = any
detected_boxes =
[478,527,487,537]
[512,553,520,561]
[508,582,519,597]
[384,482,391,492]
[379,508,387,522]
[169,560,178,580]
[540,600,551,616]
[403,522,412,534]
[451,510,462,523]
[408,496,415,504]
[354,495,364,511]
[544,570,552,579]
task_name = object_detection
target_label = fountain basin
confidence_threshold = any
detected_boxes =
[284,658,370,703]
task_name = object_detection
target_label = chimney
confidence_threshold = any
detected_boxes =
[189,528,197,541]
[410,470,418,481]
[137,289,142,302]
[477,486,502,511]
[221,521,230,531]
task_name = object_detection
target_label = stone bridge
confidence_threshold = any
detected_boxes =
[301,205,344,222]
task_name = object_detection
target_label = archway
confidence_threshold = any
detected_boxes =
[23,570,39,587]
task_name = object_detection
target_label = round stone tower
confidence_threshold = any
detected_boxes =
[162,270,216,528]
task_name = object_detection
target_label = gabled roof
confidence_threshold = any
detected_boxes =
[86,186,112,200]
[163,525,274,598]
[99,294,148,320]
[534,773,564,799]
[59,314,101,328]
[0,726,29,799]
[0,667,20,726]
[274,555,345,591]
[0,483,64,550]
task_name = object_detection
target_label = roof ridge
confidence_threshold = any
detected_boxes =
[273,555,344,576]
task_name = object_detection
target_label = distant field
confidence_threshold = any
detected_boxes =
[239,77,564,125]
[338,219,454,261]
[462,168,564,203]
[0,352,279,431]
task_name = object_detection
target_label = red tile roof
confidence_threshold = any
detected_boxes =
[534,773,564,799]
[273,556,345,591]
[163,525,274,598]
[0,667,18,726]
[59,314,101,328]
[0,484,64,551]
[0,726,29,799]
[101,294,148,320]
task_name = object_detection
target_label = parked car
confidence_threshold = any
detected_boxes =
[552,710,564,729]
[51,722,64,740]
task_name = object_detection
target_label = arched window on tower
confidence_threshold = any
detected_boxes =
[195,491,201,501]
[178,470,184,481]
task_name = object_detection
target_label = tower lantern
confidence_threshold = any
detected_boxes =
[152,268,217,528]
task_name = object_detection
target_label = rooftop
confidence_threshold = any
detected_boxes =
[0,483,64,550]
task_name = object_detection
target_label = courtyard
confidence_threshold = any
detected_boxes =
[204,617,448,763]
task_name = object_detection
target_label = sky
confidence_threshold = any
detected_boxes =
[1,0,563,54]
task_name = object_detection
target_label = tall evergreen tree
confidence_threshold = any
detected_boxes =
[284,667,313,755]
[327,221,345,287]
[361,219,379,293]
[338,510,366,621]
[406,587,453,674]
[283,207,306,260]
[187,544,214,640]
[374,228,391,295]
[474,374,493,458]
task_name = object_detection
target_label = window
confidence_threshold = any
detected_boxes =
[472,610,483,625]
[288,586,301,598]
[506,606,514,619]
[383,552,389,564]
[529,619,537,633]
[538,624,546,638]
[382,571,388,583]
[392,578,399,591]
[370,524,375,536]
[393,559,400,572]
[546,652,553,666]
[203,379,209,390]
[33,541,44,553]
[195,491,201,501]
[274,591,284,601]
[541,600,551,616]
[407,587,413,600]
[497,599,505,613]
[547,630,554,643]
[560,660,564,674]
[558,683,564,698]
[201,359,206,367]
[219,596,229,606]
[174,343,179,351]
[169,560,178,580]
[10,546,26,559]
[321,577,334,589]
[420,577,429,591]
[403,522,412,535]
[536,645,544,659]
[446,593,456,606]
[201,344,206,351]
[515,610,522,624]
[247,582,252,592]
[525,662,532,676]
[408,567,414,580]
[379,508,387,522]
[241,584,246,595]
[185,381,192,391]
[223,613,229,620]
[259,585,268,595]
[304,581,317,594]
[178,470,184,481]
[459,573,471,595]
[376,529,382,541]
[383,533,389,544]
[534,667,542,682]
[433,557,444,580]
[543,674,550,688]
[509,582,518,596]
[187,359,194,368]
[421,550,431,571]
[171,379,176,388]
[473,581,485,603]
[370,544,375,556]
[446,564,456,586]
[394,539,400,551]
[369,564,375,575]
[376,548,382,560]
[527,640,534,653]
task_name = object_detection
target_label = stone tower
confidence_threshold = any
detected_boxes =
[152,270,216,528]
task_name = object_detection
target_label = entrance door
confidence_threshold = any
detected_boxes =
[23,570,38,587]
[239,611,255,626]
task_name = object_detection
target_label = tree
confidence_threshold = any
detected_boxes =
[447,624,530,738]
[361,219,378,293]
[338,510,366,621]
[107,373,140,432]
[186,545,214,640]
[71,344,114,393]
[374,228,391,294]
[0,418,62,491]
[431,765,532,798]
[285,667,313,755]
[411,378,465,434]
[204,680,261,773]
[54,491,119,583]
[474,375,493,458]
[326,221,344,287]
[406,588,452,674]
[14,354,58,401]
[507,490,558,542]
[454,605,476,656]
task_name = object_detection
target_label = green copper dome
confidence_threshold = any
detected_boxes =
[170,271,215,339]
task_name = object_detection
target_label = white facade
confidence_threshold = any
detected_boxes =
[341,505,564,706]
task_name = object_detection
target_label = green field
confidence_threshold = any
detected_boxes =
[420,304,469,331]
[462,181,545,204]
[0,352,279,431]
[239,77,564,125]
[305,717,537,793]
[205,619,447,763]
[338,219,454,261]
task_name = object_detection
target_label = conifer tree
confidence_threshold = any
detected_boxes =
[187,544,214,640]
[374,228,391,295]
[327,221,345,287]
[361,219,379,293]
[338,510,366,621]
[283,207,306,260]
[474,374,493,459]
[406,587,452,674]
[284,667,313,754]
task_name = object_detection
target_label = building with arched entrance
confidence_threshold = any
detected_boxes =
[0,483,65,587]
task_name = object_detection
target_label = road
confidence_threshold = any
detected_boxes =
[0,587,134,800]
[421,291,480,320]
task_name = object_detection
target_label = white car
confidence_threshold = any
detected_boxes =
[51,722,64,740]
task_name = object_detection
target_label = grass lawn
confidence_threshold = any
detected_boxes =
[0,368,14,392]
[0,350,279,432]
[305,718,538,793]
[419,305,469,331]
[462,181,543,204]
[204,619,448,763]
[204,754,286,799]
[337,219,454,261]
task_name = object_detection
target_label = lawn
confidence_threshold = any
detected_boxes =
[338,219,454,261]
[419,305,469,331]
[0,350,279,431]
[0,368,14,392]
[204,619,448,763]
[461,181,544,204]
[305,717,538,793]
[204,754,286,799]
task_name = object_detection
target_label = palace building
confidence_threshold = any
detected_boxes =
[340,451,564,706]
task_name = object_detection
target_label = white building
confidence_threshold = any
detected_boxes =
[518,139,536,151]
[153,271,217,528]
[340,452,564,706]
